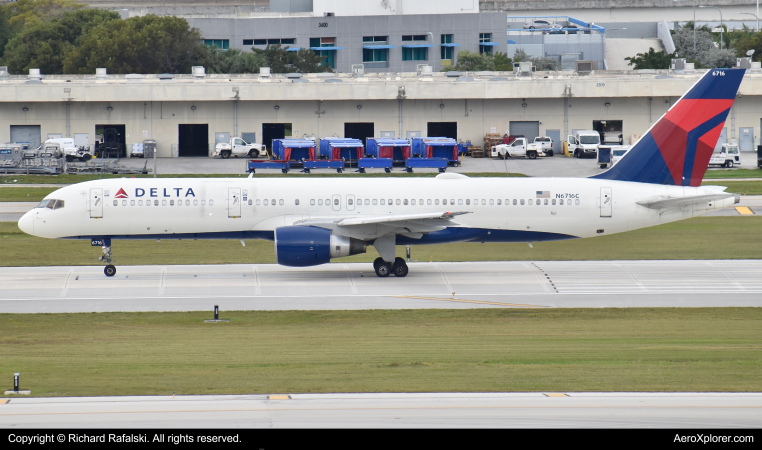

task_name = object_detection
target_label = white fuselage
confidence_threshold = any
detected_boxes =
[20,176,734,245]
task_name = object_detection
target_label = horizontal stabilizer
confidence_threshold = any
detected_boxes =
[636,193,734,209]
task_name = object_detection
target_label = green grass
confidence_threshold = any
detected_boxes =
[1,308,760,396]
[704,168,762,179]
[0,187,57,202]
[0,171,526,186]
[2,216,761,267]
[706,181,762,195]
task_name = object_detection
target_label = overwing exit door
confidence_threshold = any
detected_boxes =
[90,188,103,218]
[228,188,241,218]
[600,187,612,217]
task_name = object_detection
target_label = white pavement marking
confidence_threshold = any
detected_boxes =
[1,261,762,313]
[1,393,760,428]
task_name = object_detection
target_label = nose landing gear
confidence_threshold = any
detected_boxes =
[99,245,116,277]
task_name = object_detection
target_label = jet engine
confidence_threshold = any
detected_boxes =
[274,226,367,267]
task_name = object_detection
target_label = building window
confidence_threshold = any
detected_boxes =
[363,36,389,63]
[253,39,267,45]
[243,39,253,46]
[479,33,492,55]
[204,39,229,50]
[402,35,427,41]
[402,35,428,61]
[441,34,454,61]
[310,37,338,69]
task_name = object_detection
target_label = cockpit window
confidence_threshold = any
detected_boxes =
[36,199,64,209]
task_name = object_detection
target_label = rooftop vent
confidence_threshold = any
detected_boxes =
[671,58,686,70]
[444,71,462,78]
[351,64,365,76]
[192,66,206,78]
[737,58,752,69]
[575,60,598,74]
[95,68,107,79]
[158,73,175,81]
[0,66,8,79]
[28,68,41,80]
[286,73,303,79]
[260,67,271,77]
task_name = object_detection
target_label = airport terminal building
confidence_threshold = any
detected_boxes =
[1,0,760,156]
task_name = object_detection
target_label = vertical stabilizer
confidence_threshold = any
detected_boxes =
[593,69,745,186]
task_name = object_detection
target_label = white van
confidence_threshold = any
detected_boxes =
[567,131,601,158]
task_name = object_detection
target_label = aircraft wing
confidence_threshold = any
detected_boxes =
[636,193,736,209]
[293,211,471,238]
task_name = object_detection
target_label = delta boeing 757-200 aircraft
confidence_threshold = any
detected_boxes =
[19,68,745,278]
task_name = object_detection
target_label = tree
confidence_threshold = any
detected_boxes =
[532,57,560,71]
[624,47,676,70]
[202,47,265,74]
[0,0,83,59]
[2,9,120,73]
[63,15,206,74]
[494,51,513,71]
[251,44,332,73]
[734,29,762,62]
[512,48,529,63]
[441,50,495,71]
[672,25,736,68]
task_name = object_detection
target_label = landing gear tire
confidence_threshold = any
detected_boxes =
[248,149,259,158]
[375,260,391,277]
[104,265,116,277]
[392,257,408,278]
[373,257,383,270]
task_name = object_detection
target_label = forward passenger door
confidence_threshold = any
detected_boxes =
[90,188,103,218]
[228,188,241,218]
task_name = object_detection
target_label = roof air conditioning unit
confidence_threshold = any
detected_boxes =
[419,65,433,76]
[352,64,365,76]
[0,66,8,79]
[575,60,598,73]
[28,68,42,80]
[671,58,686,70]
[260,67,271,77]
[95,68,107,79]
[737,57,752,69]
[192,66,206,78]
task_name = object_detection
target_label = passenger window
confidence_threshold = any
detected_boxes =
[162,200,167,206]
[326,199,330,205]
[435,199,440,205]
[264,199,269,205]
[348,199,354,205]
[520,199,525,205]
[552,199,556,205]
[139,200,143,206]
[113,200,118,206]
[458,199,463,205]
[481,199,486,205]
[466,199,470,205]
[372,199,377,205]
[170,200,175,206]
[404,199,408,205]
[177,201,182,207]
[544,199,548,205]
[427,199,431,205]
[193,199,198,206]
[295,199,300,205]
[130,200,135,206]
[123,200,127,206]
[272,199,277,205]
[388,199,393,205]
[201,200,206,206]
[334,199,339,205]
[247,199,252,205]
[209,199,214,206]
[473,199,478,205]
[366,199,370,205]
[537,201,541,206]
[528,199,533,205]
[380,199,385,205]
[396,199,401,205]
[318,199,322,205]
[450,199,454,205]
[575,199,580,205]
[513,199,517,205]
[497,199,501,205]
[411,199,415,205]
[443,199,447,205]
[255,199,260,206]
[311,199,315,205]
[489,199,494,205]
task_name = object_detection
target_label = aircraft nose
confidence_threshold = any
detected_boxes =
[18,211,34,235]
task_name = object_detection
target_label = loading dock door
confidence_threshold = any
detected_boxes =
[263,123,292,155]
[593,120,624,144]
[178,124,209,157]
[546,130,561,150]
[427,122,457,140]
[10,125,41,149]
[739,127,754,152]
[509,121,540,142]
[344,123,375,148]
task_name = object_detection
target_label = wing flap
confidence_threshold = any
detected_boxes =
[335,211,470,226]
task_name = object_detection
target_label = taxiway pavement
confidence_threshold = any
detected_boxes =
[1,260,761,313]
[1,392,759,428]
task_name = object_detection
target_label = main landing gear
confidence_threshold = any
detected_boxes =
[99,245,116,277]
[373,257,408,278]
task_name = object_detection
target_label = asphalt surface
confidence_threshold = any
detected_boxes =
[1,260,761,313]
[1,392,759,428]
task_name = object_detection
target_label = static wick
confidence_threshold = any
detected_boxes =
[240,239,246,247]
[528,242,533,248]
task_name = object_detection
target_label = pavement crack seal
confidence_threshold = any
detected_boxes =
[389,295,544,308]
[532,263,559,294]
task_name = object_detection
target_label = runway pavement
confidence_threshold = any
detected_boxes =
[1,392,760,428]
[1,260,761,313]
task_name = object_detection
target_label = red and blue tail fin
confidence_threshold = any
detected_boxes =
[592,68,745,186]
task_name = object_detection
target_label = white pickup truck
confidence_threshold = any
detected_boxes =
[708,144,741,168]
[493,137,551,159]
[214,137,266,158]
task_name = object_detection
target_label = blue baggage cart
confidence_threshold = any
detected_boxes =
[366,138,411,165]
[318,138,364,165]
[357,157,393,173]
[410,137,460,165]
[271,139,317,166]
[248,160,290,173]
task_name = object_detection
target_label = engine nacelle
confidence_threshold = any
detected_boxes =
[274,226,366,267]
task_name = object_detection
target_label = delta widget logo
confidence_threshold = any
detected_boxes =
[115,188,129,198]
